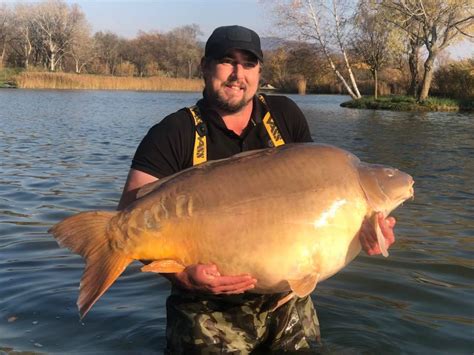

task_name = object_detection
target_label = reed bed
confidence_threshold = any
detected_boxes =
[14,72,204,91]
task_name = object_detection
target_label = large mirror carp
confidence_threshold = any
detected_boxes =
[49,143,414,318]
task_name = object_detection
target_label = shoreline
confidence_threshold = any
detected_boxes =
[2,72,471,112]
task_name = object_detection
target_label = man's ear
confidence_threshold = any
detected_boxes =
[201,57,211,74]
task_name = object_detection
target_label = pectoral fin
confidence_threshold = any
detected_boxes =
[287,273,320,298]
[141,259,186,273]
[371,213,389,257]
[269,292,296,312]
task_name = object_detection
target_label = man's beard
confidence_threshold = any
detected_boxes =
[206,84,252,114]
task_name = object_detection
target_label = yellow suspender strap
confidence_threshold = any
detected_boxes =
[188,105,207,166]
[257,94,285,147]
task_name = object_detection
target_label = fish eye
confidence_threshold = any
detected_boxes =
[384,168,395,177]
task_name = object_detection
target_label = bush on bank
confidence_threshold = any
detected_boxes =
[0,67,22,88]
[432,59,474,100]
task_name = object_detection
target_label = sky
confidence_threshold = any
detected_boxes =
[72,0,274,40]
[7,0,474,59]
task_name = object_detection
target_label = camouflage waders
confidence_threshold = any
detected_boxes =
[165,287,321,354]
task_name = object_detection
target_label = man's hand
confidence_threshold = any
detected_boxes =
[170,264,257,295]
[360,212,396,256]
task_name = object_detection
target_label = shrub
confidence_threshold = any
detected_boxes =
[433,59,474,100]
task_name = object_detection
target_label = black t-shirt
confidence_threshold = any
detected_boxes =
[132,94,313,179]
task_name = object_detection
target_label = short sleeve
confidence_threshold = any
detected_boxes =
[131,110,194,178]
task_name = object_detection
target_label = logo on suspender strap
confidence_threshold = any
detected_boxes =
[187,105,207,166]
[258,94,285,147]
[187,95,285,165]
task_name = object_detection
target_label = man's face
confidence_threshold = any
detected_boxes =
[203,49,261,113]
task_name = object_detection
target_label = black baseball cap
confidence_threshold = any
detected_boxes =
[205,25,264,62]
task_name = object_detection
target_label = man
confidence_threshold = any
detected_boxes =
[118,25,396,353]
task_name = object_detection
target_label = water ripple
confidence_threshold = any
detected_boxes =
[1,91,473,354]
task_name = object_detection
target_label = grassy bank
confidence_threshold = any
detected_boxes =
[341,95,473,111]
[10,71,204,91]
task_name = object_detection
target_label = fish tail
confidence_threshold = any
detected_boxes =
[49,211,133,319]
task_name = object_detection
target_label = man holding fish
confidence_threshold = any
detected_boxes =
[116,25,397,353]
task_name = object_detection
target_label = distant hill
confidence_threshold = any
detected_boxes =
[261,37,287,51]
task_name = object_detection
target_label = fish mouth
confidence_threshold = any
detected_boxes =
[403,179,415,202]
[409,178,415,199]
[386,179,415,214]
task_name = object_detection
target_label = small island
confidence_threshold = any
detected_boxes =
[341,96,473,112]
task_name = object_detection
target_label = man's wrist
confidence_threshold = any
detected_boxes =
[164,270,192,290]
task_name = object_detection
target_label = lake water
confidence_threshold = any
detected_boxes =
[0,90,472,354]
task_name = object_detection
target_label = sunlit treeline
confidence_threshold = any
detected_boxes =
[0,0,472,99]
[0,0,203,78]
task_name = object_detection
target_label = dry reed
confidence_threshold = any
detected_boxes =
[14,72,204,91]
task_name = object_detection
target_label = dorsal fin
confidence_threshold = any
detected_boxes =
[136,170,189,199]
[136,179,166,199]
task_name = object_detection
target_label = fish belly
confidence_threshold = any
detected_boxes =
[120,144,369,293]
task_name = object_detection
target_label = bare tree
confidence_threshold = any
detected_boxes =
[93,31,123,75]
[264,42,329,92]
[11,4,36,69]
[382,0,474,101]
[352,0,398,99]
[123,31,162,77]
[405,27,424,97]
[32,0,87,71]
[263,47,290,87]
[269,0,362,99]
[0,4,14,67]
[163,24,202,78]
[69,21,93,73]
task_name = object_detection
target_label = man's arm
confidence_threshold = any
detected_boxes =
[117,169,257,294]
[117,169,158,210]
